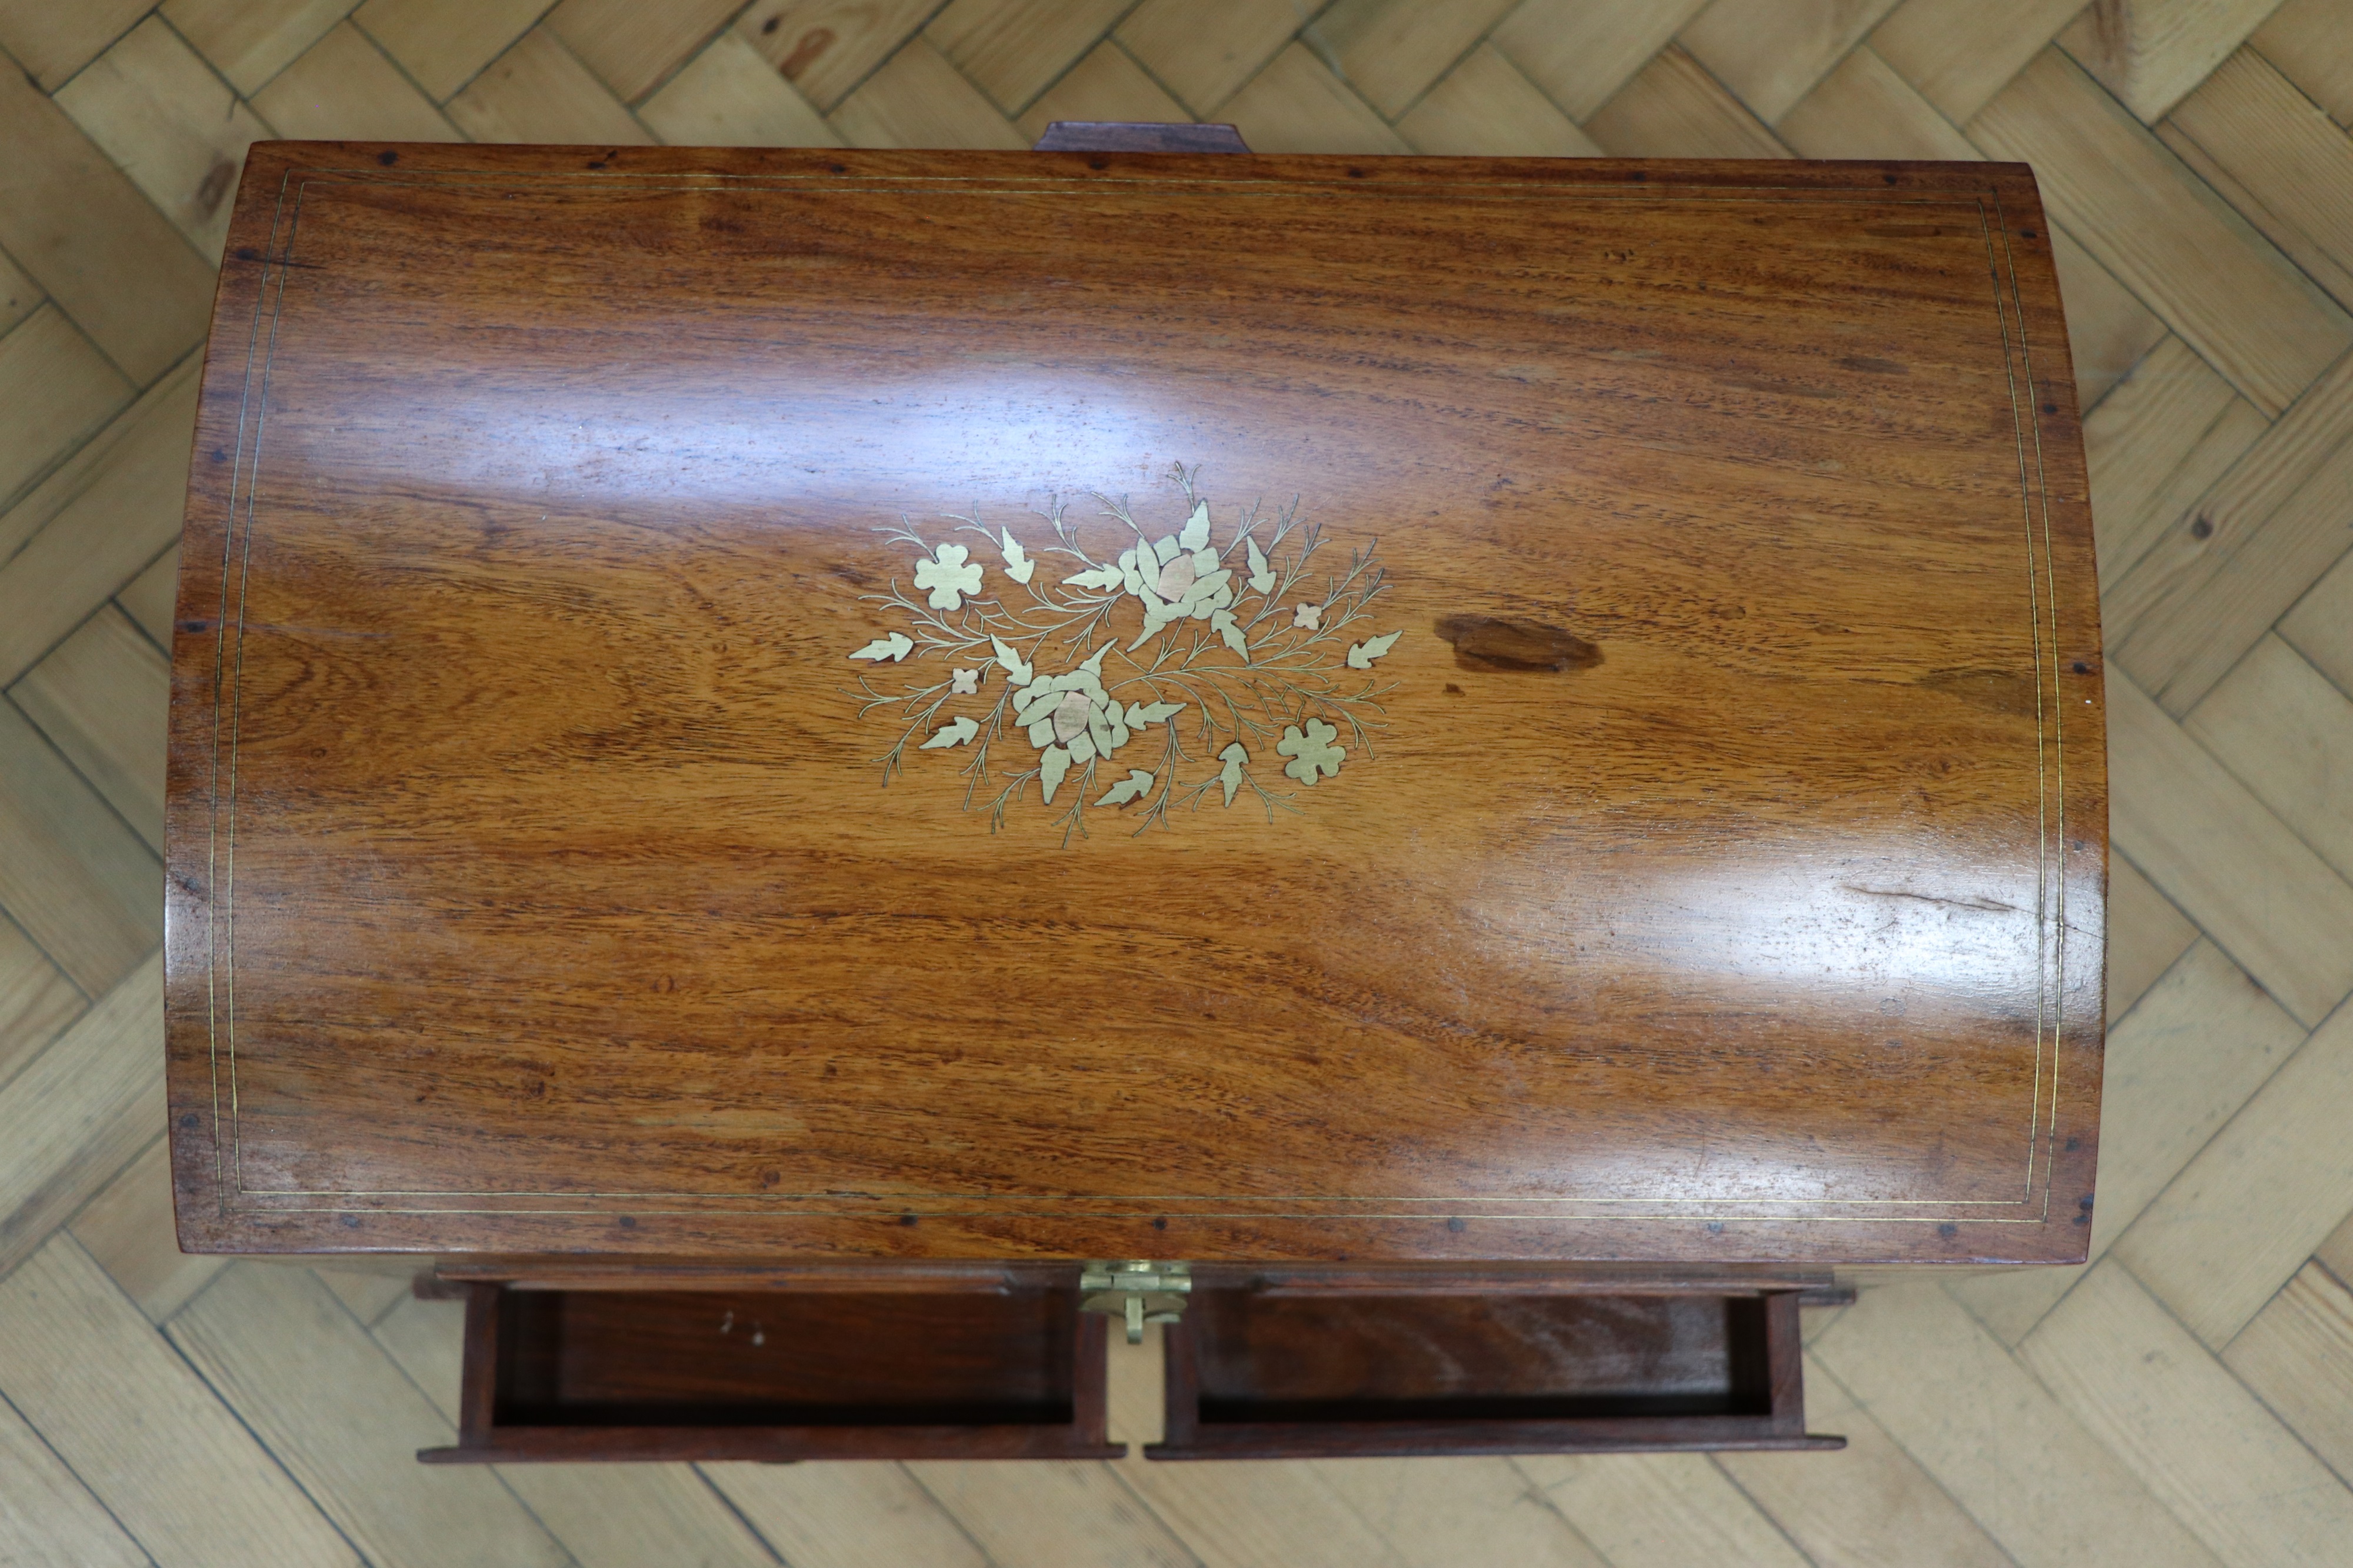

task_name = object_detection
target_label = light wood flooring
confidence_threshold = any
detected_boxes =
[5,0,2353,1563]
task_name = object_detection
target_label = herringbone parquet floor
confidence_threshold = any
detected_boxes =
[4,1,2353,1563]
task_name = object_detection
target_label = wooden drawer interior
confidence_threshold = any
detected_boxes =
[1152,1289,1841,1459]
[419,1283,1118,1463]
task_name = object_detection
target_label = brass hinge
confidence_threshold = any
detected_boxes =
[1079,1260,1191,1343]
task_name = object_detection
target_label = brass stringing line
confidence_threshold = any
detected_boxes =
[1995,195,2070,1221]
[222,172,2057,1222]
[233,1203,2064,1223]
[226,177,310,1195]
[206,166,292,1212]
[1973,196,2055,1206]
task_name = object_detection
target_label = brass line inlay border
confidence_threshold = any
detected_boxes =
[199,164,2078,1222]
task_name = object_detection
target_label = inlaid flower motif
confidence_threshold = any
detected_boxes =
[1292,602,1322,630]
[914,542,984,610]
[1277,718,1345,785]
[949,667,980,695]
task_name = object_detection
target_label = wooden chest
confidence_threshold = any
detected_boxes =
[168,141,2104,1461]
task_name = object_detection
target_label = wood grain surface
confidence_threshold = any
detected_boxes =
[165,142,2104,1265]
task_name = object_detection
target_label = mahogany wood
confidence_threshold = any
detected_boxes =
[1151,1287,1837,1459]
[168,144,2104,1268]
[421,1285,1120,1463]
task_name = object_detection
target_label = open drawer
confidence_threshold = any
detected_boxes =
[418,1282,1119,1463]
[1150,1289,1843,1459]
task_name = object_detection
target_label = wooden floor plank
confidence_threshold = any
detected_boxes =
[2187,633,2353,880]
[372,1293,788,1568]
[9,604,168,854]
[0,1394,151,1568]
[1515,1453,1811,1567]
[2114,1002,2353,1348]
[2057,0,2285,124]
[906,1461,1202,1567]
[2222,1260,2353,1484]
[1111,1,1297,119]
[0,64,214,387]
[0,358,199,688]
[1311,0,1521,122]
[0,0,154,92]
[112,547,176,652]
[1680,0,1905,125]
[1810,1282,2225,1566]
[2251,0,2353,127]
[1968,48,2353,418]
[446,25,655,145]
[0,703,159,1001]
[161,0,351,96]
[548,0,741,104]
[0,952,161,1278]
[0,306,132,516]
[2084,335,2265,584]
[2162,47,2353,311]
[2105,852,2199,1023]
[2107,348,2353,714]
[52,17,272,263]
[0,1235,362,1568]
[0,249,40,339]
[1719,1355,2016,1567]
[1116,1457,1411,1568]
[169,1264,572,1568]
[66,1135,229,1325]
[641,29,841,147]
[251,21,466,142]
[1489,0,1711,123]
[2021,1259,2353,1566]
[1310,1456,1609,1567]
[1950,938,2305,1343]
[1396,43,1602,156]
[1016,40,1194,146]
[351,0,553,104]
[1585,43,1794,157]
[1219,41,1409,155]
[828,35,1028,149]
[2050,222,2171,411]
[928,0,1136,118]
[1868,0,2087,122]
[703,1460,994,1568]
[2279,545,2353,695]
[1775,42,1982,158]
[737,0,954,116]
[2104,673,2353,1027]
[0,912,84,1090]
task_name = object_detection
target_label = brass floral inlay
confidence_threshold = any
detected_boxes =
[848,466,1401,840]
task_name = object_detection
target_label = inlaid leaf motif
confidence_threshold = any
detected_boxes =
[1277,719,1344,785]
[1218,742,1248,806]
[991,636,1032,685]
[1096,769,1154,806]
[1246,536,1275,593]
[921,716,979,749]
[1124,700,1184,728]
[1040,744,1072,803]
[850,632,914,662]
[1210,608,1248,656]
[1065,564,1124,591]
[1178,499,1211,552]
[998,528,1035,585]
[1345,630,1401,669]
[912,543,984,610]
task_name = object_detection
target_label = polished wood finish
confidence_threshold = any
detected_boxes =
[168,144,2103,1267]
[420,1283,1118,1463]
[1151,1288,1837,1458]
